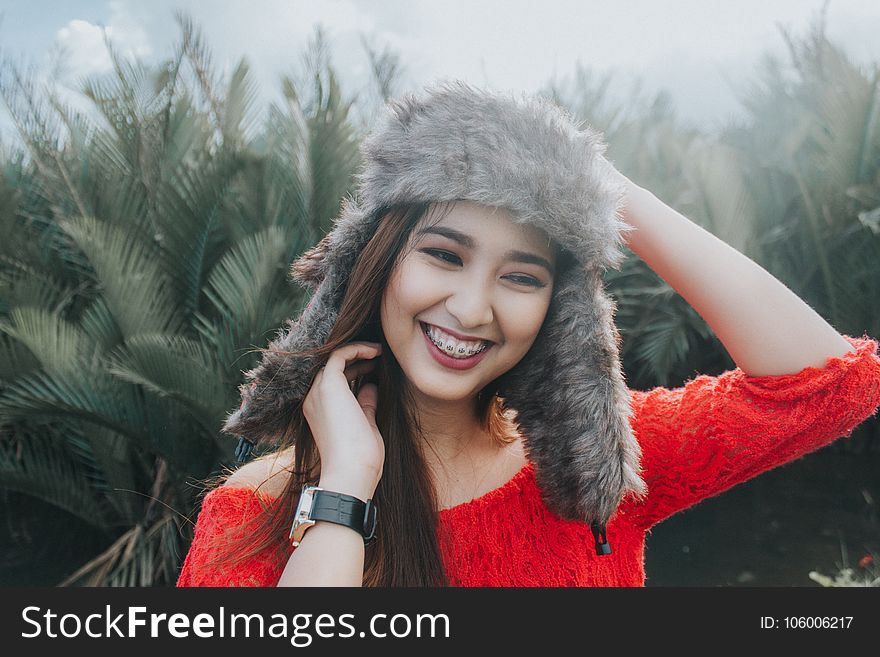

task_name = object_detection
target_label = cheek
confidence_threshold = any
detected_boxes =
[498,297,550,349]
[381,261,430,333]
[386,260,440,315]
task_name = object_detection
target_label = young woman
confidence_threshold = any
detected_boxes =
[177,81,880,587]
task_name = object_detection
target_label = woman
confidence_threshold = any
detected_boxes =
[177,80,880,587]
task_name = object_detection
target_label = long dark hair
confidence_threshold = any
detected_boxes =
[199,201,570,586]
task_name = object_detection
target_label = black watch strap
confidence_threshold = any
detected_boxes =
[311,490,378,544]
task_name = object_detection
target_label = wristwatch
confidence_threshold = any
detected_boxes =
[289,485,378,548]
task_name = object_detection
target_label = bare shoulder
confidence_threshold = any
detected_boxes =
[222,447,296,498]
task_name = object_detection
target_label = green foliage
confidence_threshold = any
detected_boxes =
[0,15,364,585]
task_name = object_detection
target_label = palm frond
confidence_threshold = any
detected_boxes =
[260,98,312,235]
[198,225,294,362]
[176,11,224,134]
[59,215,184,337]
[152,149,239,320]
[60,513,184,587]
[0,333,40,383]
[222,58,261,146]
[630,304,696,387]
[106,334,228,421]
[0,258,75,315]
[0,307,93,374]
[78,295,124,352]
[0,427,112,529]
[0,367,151,450]
[306,68,361,233]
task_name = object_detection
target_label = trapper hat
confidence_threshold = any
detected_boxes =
[223,79,647,554]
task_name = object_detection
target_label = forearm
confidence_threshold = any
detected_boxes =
[276,473,373,587]
[277,521,365,586]
[619,182,852,377]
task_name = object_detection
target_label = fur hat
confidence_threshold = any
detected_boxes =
[223,79,647,554]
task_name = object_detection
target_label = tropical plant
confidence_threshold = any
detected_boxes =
[0,14,362,585]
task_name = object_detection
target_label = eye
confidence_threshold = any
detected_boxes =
[423,249,461,265]
[507,275,547,289]
[420,249,547,288]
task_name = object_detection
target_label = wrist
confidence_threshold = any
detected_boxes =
[290,485,378,549]
[317,473,377,501]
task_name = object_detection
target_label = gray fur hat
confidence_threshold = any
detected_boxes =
[223,79,647,553]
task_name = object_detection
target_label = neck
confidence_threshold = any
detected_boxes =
[408,387,499,467]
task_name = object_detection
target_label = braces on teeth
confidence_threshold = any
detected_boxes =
[424,324,489,358]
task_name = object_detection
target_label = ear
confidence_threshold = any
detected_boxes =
[290,233,332,288]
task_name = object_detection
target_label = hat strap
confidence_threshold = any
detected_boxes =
[591,522,612,556]
[235,436,256,462]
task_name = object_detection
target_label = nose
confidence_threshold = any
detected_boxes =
[444,275,494,330]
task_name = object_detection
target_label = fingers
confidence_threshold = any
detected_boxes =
[357,382,379,420]
[313,342,382,391]
[343,358,379,382]
[325,342,382,376]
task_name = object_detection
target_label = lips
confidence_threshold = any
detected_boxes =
[420,322,494,371]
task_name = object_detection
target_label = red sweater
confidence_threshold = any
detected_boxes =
[177,335,880,587]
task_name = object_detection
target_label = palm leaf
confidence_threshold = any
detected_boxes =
[0,333,40,382]
[0,307,94,374]
[222,58,261,146]
[78,295,124,352]
[198,225,294,361]
[106,334,228,421]
[0,367,151,449]
[59,215,184,337]
[0,427,112,529]
[152,149,238,320]
[306,68,360,233]
[260,99,312,235]
[630,306,695,386]
[79,423,143,523]
[60,513,184,587]
[0,258,75,315]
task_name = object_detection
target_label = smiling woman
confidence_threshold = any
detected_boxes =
[178,200,557,587]
[175,80,880,588]
[382,201,556,416]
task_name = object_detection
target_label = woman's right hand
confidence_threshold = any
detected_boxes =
[302,342,385,500]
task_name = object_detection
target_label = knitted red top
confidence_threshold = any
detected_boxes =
[177,334,880,587]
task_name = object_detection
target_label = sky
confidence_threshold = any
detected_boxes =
[1,0,879,141]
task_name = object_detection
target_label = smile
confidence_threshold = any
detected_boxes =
[420,322,494,370]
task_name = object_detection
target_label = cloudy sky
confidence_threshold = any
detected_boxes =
[1,0,879,140]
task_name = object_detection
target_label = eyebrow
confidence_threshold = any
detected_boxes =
[416,226,556,276]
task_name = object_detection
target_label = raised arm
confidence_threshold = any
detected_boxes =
[615,175,852,376]
[607,173,880,530]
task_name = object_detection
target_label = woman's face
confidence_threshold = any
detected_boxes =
[380,201,557,403]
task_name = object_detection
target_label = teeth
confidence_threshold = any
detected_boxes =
[423,324,489,358]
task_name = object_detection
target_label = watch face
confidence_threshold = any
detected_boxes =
[289,486,321,547]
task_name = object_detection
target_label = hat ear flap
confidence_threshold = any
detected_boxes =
[290,232,333,289]
[499,264,647,526]
[221,268,342,445]
[224,200,377,446]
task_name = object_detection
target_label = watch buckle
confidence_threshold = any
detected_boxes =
[363,500,378,544]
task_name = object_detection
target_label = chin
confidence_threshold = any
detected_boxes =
[408,376,475,401]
